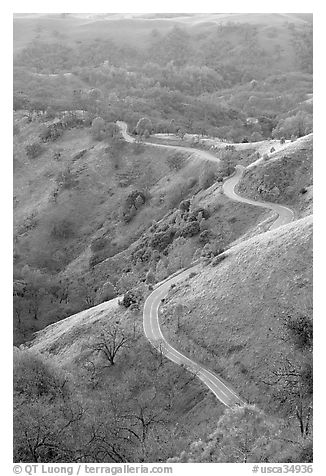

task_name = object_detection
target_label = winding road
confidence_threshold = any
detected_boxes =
[117,121,295,407]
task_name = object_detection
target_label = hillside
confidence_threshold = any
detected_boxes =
[16,213,312,463]
[14,110,273,345]
[15,288,224,463]
[162,216,312,412]
[13,13,313,464]
[160,215,312,437]
[237,133,313,217]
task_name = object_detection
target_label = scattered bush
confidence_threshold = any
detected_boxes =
[53,151,62,161]
[166,152,186,171]
[25,142,43,159]
[270,147,276,153]
[150,228,175,252]
[120,291,140,308]
[199,230,210,244]
[179,200,191,213]
[179,221,200,238]
[122,190,146,223]
[40,124,63,142]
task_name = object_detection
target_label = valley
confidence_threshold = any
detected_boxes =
[13,12,313,465]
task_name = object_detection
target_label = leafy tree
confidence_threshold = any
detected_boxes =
[136,117,152,137]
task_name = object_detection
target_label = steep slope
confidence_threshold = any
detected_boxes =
[237,134,313,217]
[160,214,312,424]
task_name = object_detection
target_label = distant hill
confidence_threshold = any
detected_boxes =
[13,12,312,52]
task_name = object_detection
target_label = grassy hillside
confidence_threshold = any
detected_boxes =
[237,133,313,217]
[160,215,312,444]
[15,213,312,463]
[15,295,224,463]
[14,111,271,345]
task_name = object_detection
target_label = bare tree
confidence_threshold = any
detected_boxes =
[93,327,130,366]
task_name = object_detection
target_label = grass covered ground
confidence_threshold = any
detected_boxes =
[237,134,313,217]
[160,215,312,440]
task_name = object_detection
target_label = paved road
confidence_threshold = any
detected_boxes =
[118,121,294,407]
[117,121,221,164]
[223,165,295,230]
[143,268,245,407]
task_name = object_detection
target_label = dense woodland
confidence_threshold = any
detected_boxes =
[13,14,313,464]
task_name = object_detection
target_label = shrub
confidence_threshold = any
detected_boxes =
[199,230,210,244]
[179,200,191,213]
[25,142,43,159]
[179,221,200,238]
[40,124,63,142]
[94,281,117,304]
[122,191,146,223]
[270,147,276,153]
[166,152,186,171]
[280,137,286,144]
[150,228,175,252]
[53,152,62,161]
[120,291,139,308]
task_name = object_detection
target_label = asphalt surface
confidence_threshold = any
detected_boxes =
[117,121,295,407]
[223,165,295,230]
[117,121,221,164]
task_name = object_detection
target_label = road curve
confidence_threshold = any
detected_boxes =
[118,121,295,407]
[223,165,295,230]
[143,267,245,407]
[117,121,221,164]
